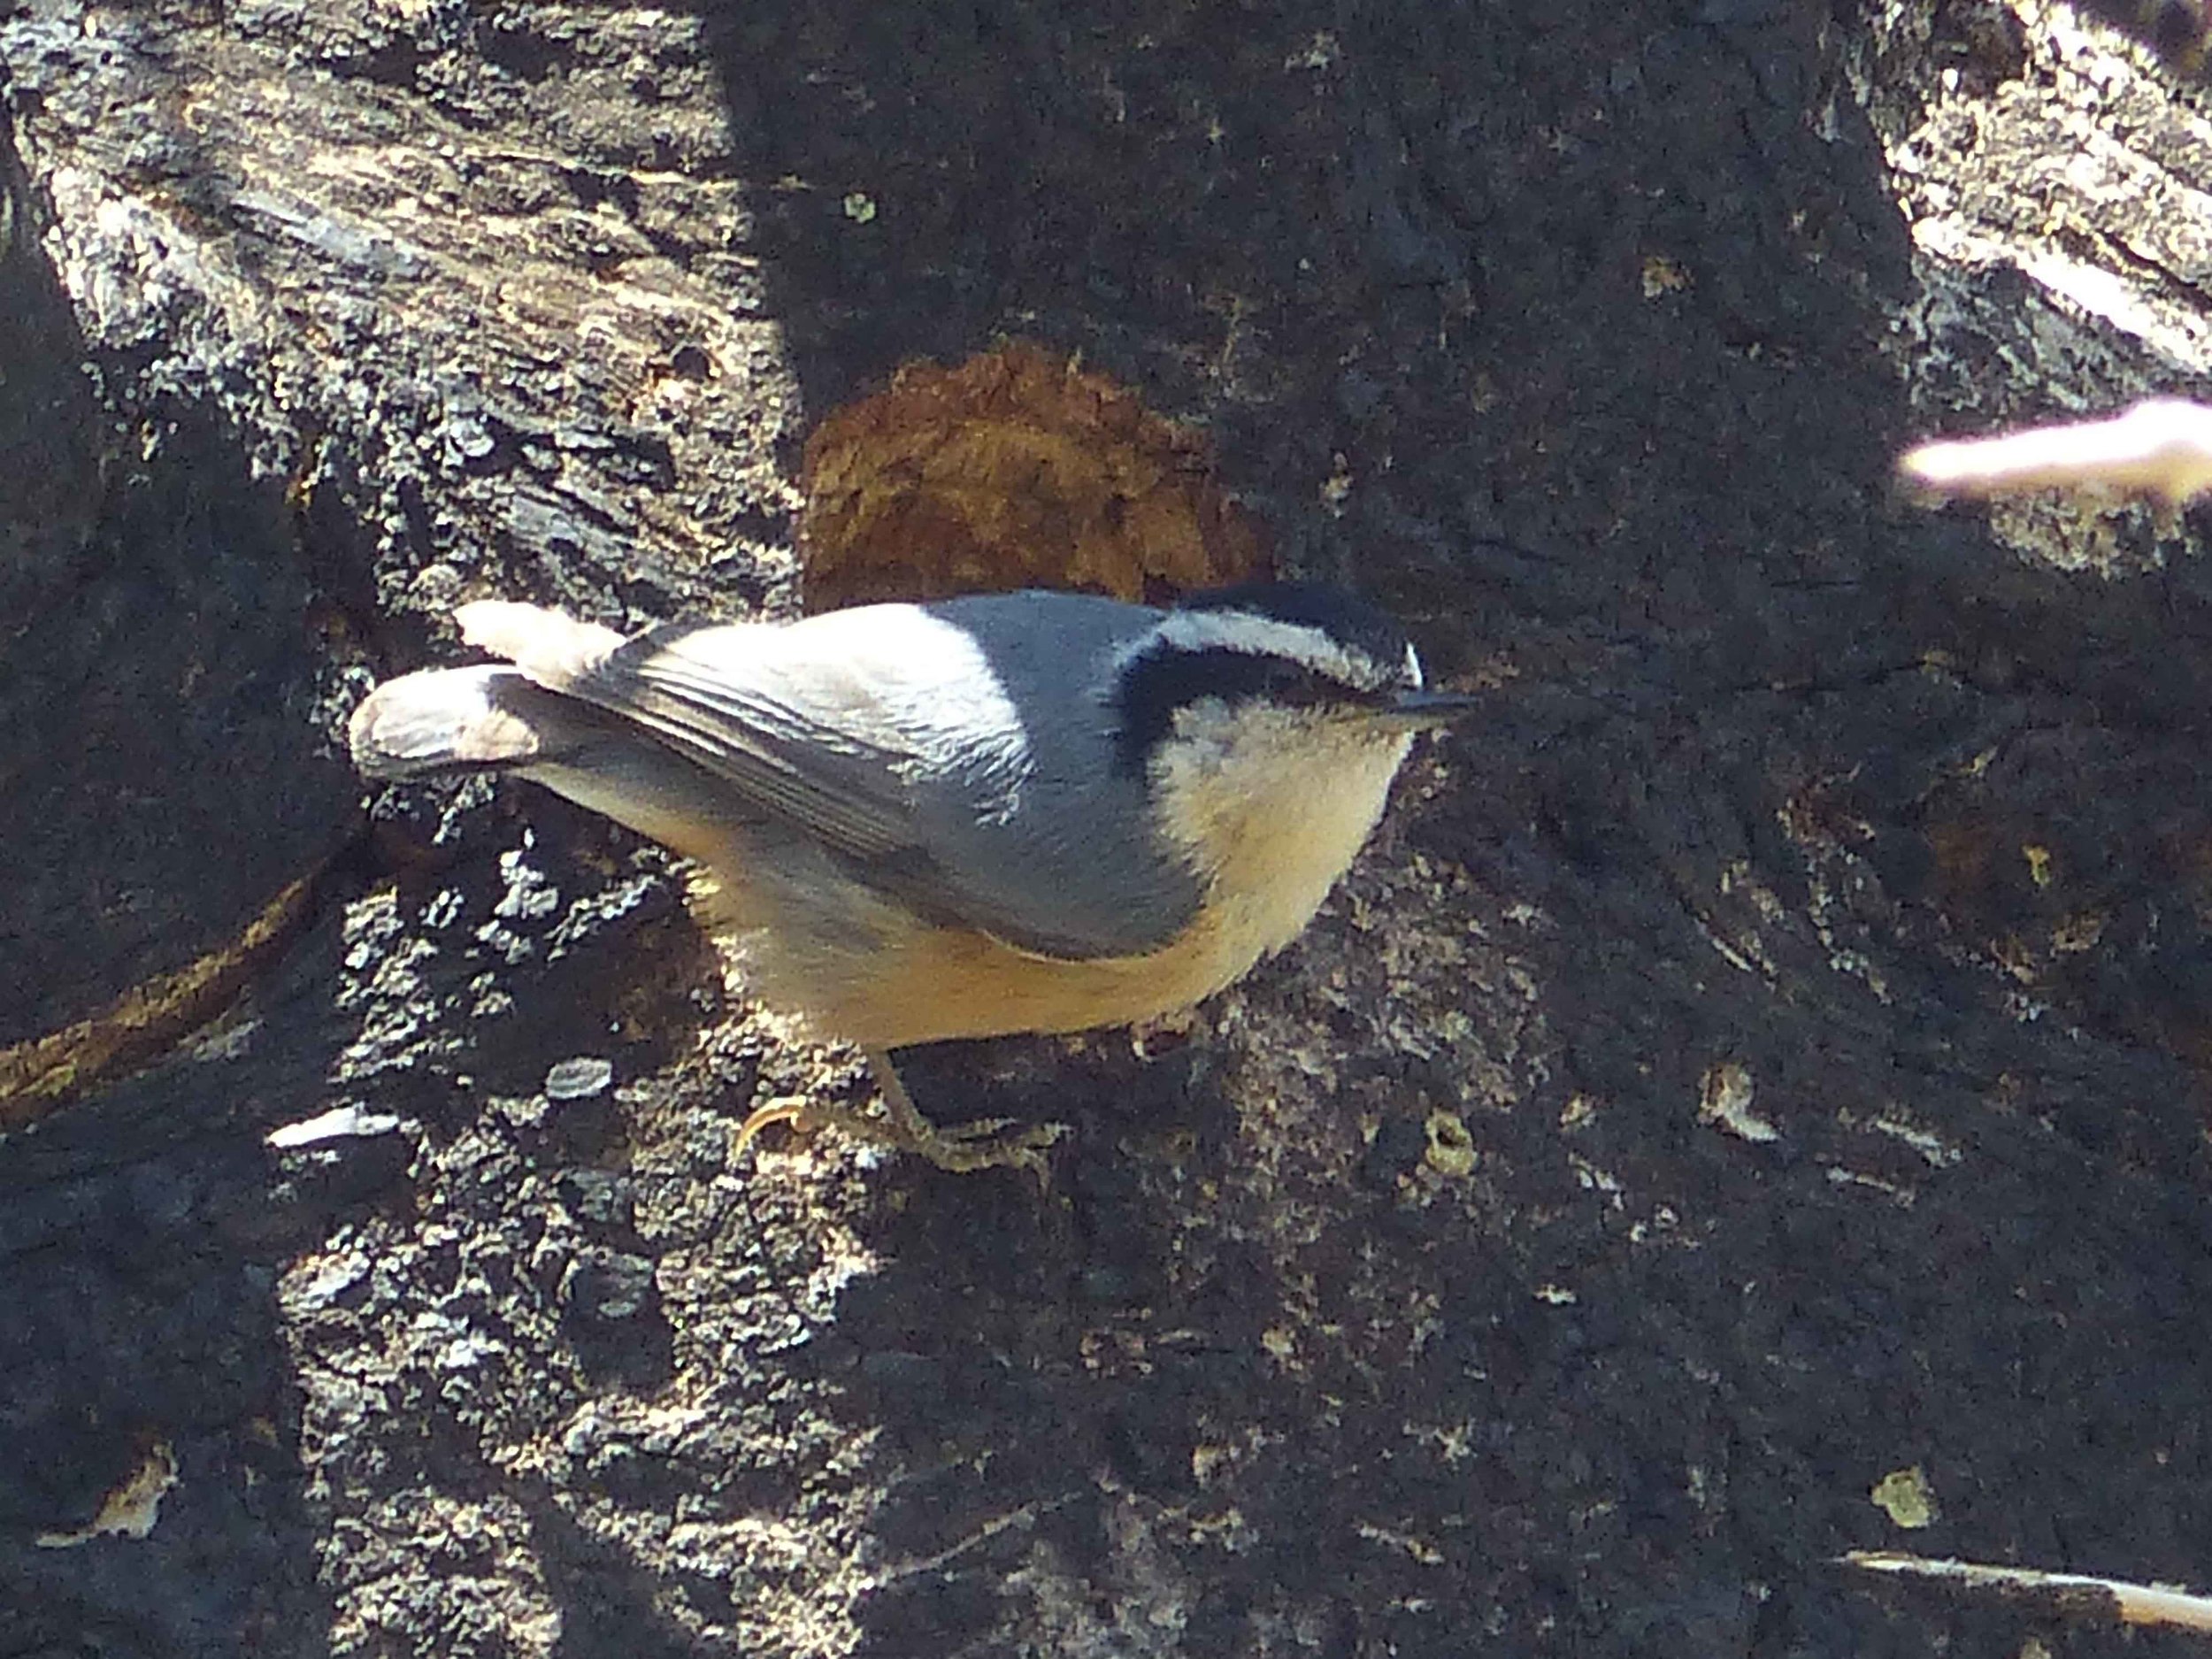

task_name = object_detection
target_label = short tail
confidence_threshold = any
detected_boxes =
[350,602,629,781]
[349,665,556,780]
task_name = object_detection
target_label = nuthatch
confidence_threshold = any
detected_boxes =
[349,583,1478,1171]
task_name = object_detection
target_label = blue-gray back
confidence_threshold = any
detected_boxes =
[560,590,1205,960]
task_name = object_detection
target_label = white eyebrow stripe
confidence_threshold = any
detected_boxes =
[1136,611,1394,690]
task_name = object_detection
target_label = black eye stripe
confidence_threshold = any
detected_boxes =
[1113,644,1381,776]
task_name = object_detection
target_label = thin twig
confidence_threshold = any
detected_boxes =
[1844,1549,2212,1633]
[1897,398,2212,506]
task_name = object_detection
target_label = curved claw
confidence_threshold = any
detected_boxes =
[732,1096,814,1161]
[733,1055,1069,1182]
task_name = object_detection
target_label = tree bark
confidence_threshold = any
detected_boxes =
[5,0,2212,1654]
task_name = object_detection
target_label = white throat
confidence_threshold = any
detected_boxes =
[1148,702,1413,962]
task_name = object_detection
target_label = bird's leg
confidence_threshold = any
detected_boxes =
[733,1048,1066,1177]
[860,1049,1071,1175]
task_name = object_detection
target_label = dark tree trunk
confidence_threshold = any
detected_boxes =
[5,1,2211,1654]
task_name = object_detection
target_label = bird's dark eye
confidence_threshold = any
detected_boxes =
[1256,658,1336,706]
[1114,643,1371,775]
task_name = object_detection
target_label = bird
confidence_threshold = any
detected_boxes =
[349,581,1479,1172]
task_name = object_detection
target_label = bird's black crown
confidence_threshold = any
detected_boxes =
[1112,581,1419,774]
[1178,581,1417,686]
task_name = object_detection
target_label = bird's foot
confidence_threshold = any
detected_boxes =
[734,1050,1067,1179]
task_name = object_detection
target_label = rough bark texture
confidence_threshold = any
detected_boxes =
[6,0,2212,1655]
